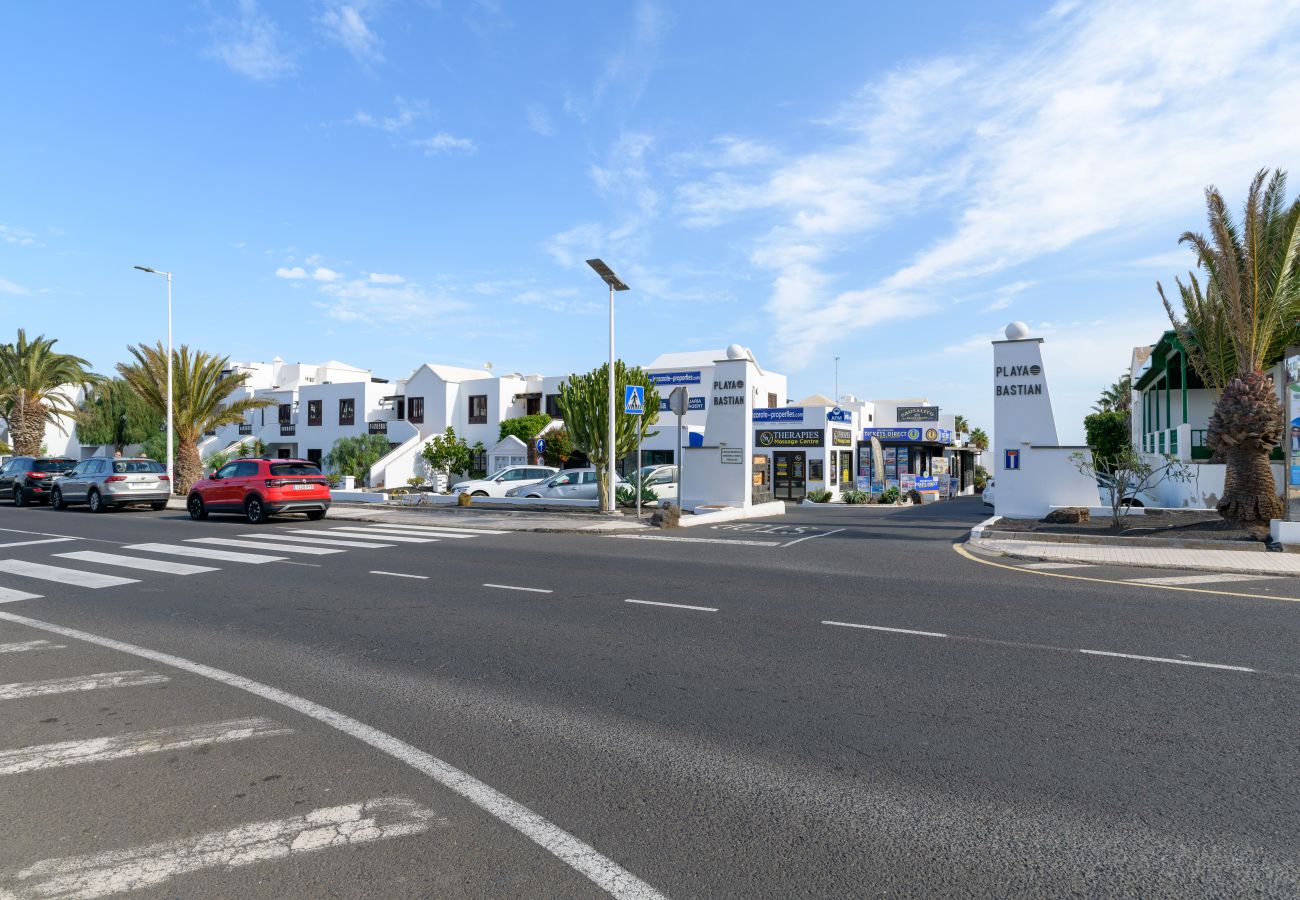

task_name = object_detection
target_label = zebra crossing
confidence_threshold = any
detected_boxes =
[0,521,509,604]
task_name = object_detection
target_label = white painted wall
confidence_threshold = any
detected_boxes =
[680,356,758,510]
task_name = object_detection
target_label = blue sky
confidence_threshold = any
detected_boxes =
[3,1,1300,442]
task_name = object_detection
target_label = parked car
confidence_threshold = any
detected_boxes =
[52,457,170,512]
[187,458,330,524]
[0,456,77,506]
[504,466,625,500]
[452,465,558,498]
[1096,474,1156,508]
[982,478,995,508]
[631,464,678,503]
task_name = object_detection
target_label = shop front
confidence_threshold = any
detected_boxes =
[752,405,859,501]
[859,426,955,495]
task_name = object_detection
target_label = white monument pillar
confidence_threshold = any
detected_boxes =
[679,345,757,511]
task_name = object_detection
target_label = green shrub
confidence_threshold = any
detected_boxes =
[878,486,900,504]
[841,489,868,504]
[973,465,990,491]
[807,489,833,503]
[615,483,658,507]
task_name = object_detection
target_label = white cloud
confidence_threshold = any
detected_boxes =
[207,0,294,81]
[316,277,468,325]
[564,0,667,121]
[0,277,31,296]
[312,267,341,281]
[318,3,383,64]
[352,98,427,133]
[526,103,555,137]
[543,223,605,269]
[0,224,40,247]
[1130,249,1199,271]
[275,266,308,279]
[413,132,477,155]
[368,273,404,284]
[981,280,1035,313]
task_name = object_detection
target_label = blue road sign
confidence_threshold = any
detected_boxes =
[624,385,645,415]
[535,438,547,454]
[1004,449,1020,470]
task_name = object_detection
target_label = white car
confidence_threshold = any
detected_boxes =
[452,465,557,498]
[982,478,995,508]
[633,464,678,504]
[505,466,625,500]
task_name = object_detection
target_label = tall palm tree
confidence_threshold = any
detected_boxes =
[968,427,989,451]
[1160,168,1300,523]
[117,343,273,494]
[1092,374,1132,414]
[953,414,970,434]
[0,330,97,456]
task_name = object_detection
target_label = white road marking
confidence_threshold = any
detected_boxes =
[0,538,77,549]
[0,527,79,539]
[186,537,343,556]
[1079,648,1254,672]
[0,587,42,604]
[483,583,552,593]
[0,798,438,899]
[0,640,64,654]
[0,670,168,700]
[1022,562,1093,570]
[123,543,285,564]
[354,523,508,536]
[0,610,668,900]
[53,551,217,576]
[781,527,845,547]
[1128,573,1282,585]
[822,621,949,638]
[606,534,781,547]
[240,533,395,549]
[0,717,293,776]
[625,598,718,612]
[324,529,438,544]
[0,559,138,589]
[371,571,429,580]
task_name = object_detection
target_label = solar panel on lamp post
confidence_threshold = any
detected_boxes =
[586,259,629,513]
[134,266,173,493]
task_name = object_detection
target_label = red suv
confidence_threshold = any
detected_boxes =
[187,458,331,524]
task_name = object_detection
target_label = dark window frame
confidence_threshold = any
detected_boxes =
[307,400,322,427]
[545,394,561,417]
[407,396,424,424]
[339,398,355,426]
[468,394,488,424]
[278,403,292,425]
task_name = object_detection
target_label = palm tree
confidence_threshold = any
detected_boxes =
[1092,374,1132,414]
[1160,168,1300,523]
[968,427,989,451]
[117,342,273,494]
[954,414,970,434]
[0,330,97,456]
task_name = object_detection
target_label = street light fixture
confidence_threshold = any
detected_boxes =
[134,265,173,492]
[586,258,629,513]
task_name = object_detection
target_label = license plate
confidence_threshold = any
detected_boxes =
[129,482,153,490]
[293,484,315,491]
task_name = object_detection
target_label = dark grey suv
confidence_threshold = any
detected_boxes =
[0,456,77,506]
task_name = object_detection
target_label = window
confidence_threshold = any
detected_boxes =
[306,449,322,466]
[468,395,488,424]
[471,448,487,472]
[552,472,579,486]
[407,397,424,424]
[215,463,240,480]
[582,471,598,484]
[234,461,261,478]
[545,394,561,417]
[34,459,76,472]
[339,398,355,426]
[113,460,165,474]
[270,462,321,477]
[768,393,778,408]
[84,459,105,475]
[278,403,292,425]
[307,400,322,426]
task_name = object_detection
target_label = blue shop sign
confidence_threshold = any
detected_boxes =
[863,426,954,443]
[753,407,804,423]
[659,396,705,411]
[826,407,851,422]
[648,370,701,386]
[914,476,941,491]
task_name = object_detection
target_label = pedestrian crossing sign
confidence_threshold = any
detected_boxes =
[624,385,645,415]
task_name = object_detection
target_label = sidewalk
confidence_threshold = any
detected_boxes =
[971,535,1300,575]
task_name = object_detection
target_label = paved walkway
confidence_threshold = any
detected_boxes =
[974,537,1300,575]
[327,503,653,533]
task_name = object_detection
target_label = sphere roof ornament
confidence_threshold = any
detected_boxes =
[1004,321,1030,340]
[725,343,746,359]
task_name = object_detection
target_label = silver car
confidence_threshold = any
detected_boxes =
[505,466,625,500]
[53,457,171,512]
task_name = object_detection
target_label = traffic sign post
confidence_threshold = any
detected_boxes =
[625,386,645,518]
[668,387,688,510]
[535,437,546,464]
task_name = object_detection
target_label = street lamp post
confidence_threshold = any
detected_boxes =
[134,266,173,491]
[586,259,629,513]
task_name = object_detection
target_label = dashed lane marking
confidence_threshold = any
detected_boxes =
[822,621,948,638]
[371,571,429,580]
[625,598,718,612]
[124,543,286,564]
[0,587,42,604]
[0,640,64,654]
[1129,573,1282,586]
[0,717,293,776]
[351,524,508,536]
[0,538,77,549]
[0,559,138,590]
[239,533,396,549]
[186,537,344,556]
[0,798,439,900]
[781,527,845,547]
[606,534,782,547]
[1078,648,1255,673]
[0,610,669,900]
[0,670,168,700]
[322,529,438,544]
[483,583,552,593]
[52,551,217,576]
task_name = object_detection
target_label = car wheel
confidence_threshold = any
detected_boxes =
[245,496,269,524]
[472,490,488,497]
[50,488,66,510]
[13,486,26,507]
[187,493,208,520]
[87,490,105,513]
[1121,498,1144,508]
[305,509,327,521]
[150,501,168,511]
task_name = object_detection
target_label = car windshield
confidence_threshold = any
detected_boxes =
[113,459,165,474]
[635,466,659,482]
[34,459,75,472]
[270,462,321,477]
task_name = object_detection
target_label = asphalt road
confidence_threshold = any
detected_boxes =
[0,496,1298,897]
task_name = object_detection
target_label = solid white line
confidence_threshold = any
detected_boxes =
[0,610,668,900]
[781,527,845,547]
[1079,648,1254,672]
[606,534,781,547]
[240,533,395,548]
[356,523,508,535]
[186,537,343,556]
[0,587,42,604]
[0,717,293,776]
[53,551,217,576]
[822,621,949,638]
[0,537,77,549]
[624,598,718,612]
[1022,562,1093,570]
[371,570,429,580]
[1129,573,1282,585]
[0,559,138,589]
[124,543,286,564]
[324,529,437,544]
[0,640,64,654]
[0,670,169,700]
[0,798,437,898]
[483,583,552,594]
